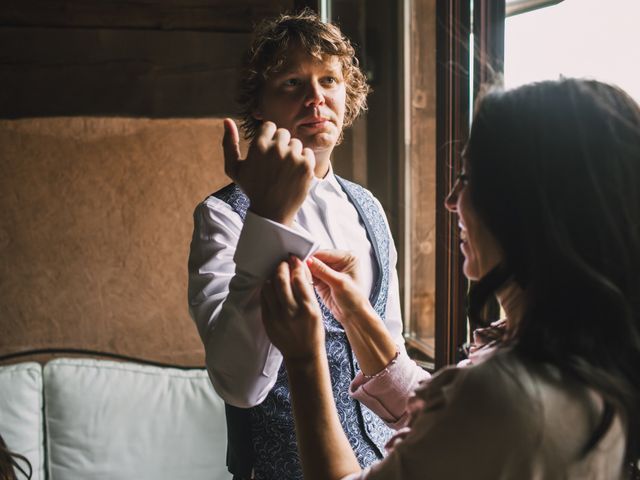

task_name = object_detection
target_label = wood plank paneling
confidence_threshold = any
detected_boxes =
[407,0,438,360]
[0,27,249,117]
[0,0,294,32]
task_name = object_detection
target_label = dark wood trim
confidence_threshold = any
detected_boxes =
[473,0,506,94]
[0,0,294,33]
[434,0,471,369]
[293,0,319,13]
[0,28,249,118]
[472,0,505,325]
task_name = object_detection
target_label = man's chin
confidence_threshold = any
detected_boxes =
[299,132,338,152]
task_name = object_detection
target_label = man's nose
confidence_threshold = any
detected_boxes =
[304,81,325,107]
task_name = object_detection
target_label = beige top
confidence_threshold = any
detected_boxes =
[347,351,626,479]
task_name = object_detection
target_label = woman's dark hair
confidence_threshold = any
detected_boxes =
[466,78,640,475]
[0,434,32,480]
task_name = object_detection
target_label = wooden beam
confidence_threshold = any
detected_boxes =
[434,0,470,369]
[0,0,294,32]
[405,0,438,361]
[0,27,249,118]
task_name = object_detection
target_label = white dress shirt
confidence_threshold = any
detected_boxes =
[188,168,404,408]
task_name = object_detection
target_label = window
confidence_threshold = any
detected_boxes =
[505,0,640,101]
[329,0,508,370]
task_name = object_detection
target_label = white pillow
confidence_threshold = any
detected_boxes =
[44,358,230,480]
[0,362,45,480]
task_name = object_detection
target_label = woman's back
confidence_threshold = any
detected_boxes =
[360,350,625,479]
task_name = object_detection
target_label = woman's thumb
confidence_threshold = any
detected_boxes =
[307,256,342,286]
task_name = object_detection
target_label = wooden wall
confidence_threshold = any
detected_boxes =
[407,0,437,358]
[0,0,300,118]
[0,0,316,366]
[0,117,235,365]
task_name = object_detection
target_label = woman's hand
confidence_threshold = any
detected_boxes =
[307,250,373,325]
[309,250,398,376]
[261,256,325,363]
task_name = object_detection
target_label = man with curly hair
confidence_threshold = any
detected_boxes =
[188,9,405,480]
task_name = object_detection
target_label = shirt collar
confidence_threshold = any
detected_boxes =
[310,164,344,196]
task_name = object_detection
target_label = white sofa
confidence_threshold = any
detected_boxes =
[0,358,230,480]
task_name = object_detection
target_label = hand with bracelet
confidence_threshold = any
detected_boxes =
[260,251,398,377]
[306,250,399,376]
[260,254,395,480]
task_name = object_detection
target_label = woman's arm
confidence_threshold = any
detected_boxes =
[307,252,398,376]
[285,353,361,480]
[261,257,361,480]
[309,252,430,430]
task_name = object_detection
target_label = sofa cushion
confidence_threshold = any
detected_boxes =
[0,362,45,480]
[44,358,230,480]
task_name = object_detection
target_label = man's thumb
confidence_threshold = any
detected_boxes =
[222,118,241,178]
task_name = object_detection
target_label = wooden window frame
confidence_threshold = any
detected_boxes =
[434,0,504,369]
[301,0,505,370]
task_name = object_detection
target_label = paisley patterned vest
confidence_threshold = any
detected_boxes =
[213,176,394,480]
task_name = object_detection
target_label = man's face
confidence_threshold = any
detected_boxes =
[255,48,346,154]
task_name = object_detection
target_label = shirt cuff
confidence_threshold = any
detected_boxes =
[234,211,320,279]
[350,351,431,430]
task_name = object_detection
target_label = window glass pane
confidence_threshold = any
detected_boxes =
[505,0,640,101]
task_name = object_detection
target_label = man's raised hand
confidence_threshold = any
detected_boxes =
[222,118,316,226]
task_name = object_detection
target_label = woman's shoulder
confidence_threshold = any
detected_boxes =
[365,351,625,479]
[413,350,622,466]
[413,350,543,436]
[371,352,545,479]
[417,350,535,402]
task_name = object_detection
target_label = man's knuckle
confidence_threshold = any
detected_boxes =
[254,139,266,152]
[276,130,291,144]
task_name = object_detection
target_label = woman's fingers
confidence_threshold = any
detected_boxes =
[312,249,359,283]
[307,256,343,287]
[313,249,351,266]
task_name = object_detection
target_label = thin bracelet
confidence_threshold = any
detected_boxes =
[362,350,401,379]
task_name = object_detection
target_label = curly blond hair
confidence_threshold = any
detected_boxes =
[237,9,370,140]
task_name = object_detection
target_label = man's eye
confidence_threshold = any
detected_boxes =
[283,78,300,87]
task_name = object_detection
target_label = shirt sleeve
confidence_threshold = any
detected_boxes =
[187,198,317,407]
[350,351,430,429]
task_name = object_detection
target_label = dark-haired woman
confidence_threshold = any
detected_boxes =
[0,434,31,480]
[260,78,640,479]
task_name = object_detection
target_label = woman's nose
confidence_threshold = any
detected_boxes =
[445,184,459,212]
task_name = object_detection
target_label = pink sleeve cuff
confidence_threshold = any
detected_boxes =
[350,351,430,430]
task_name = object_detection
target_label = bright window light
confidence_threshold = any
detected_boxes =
[505,0,640,101]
